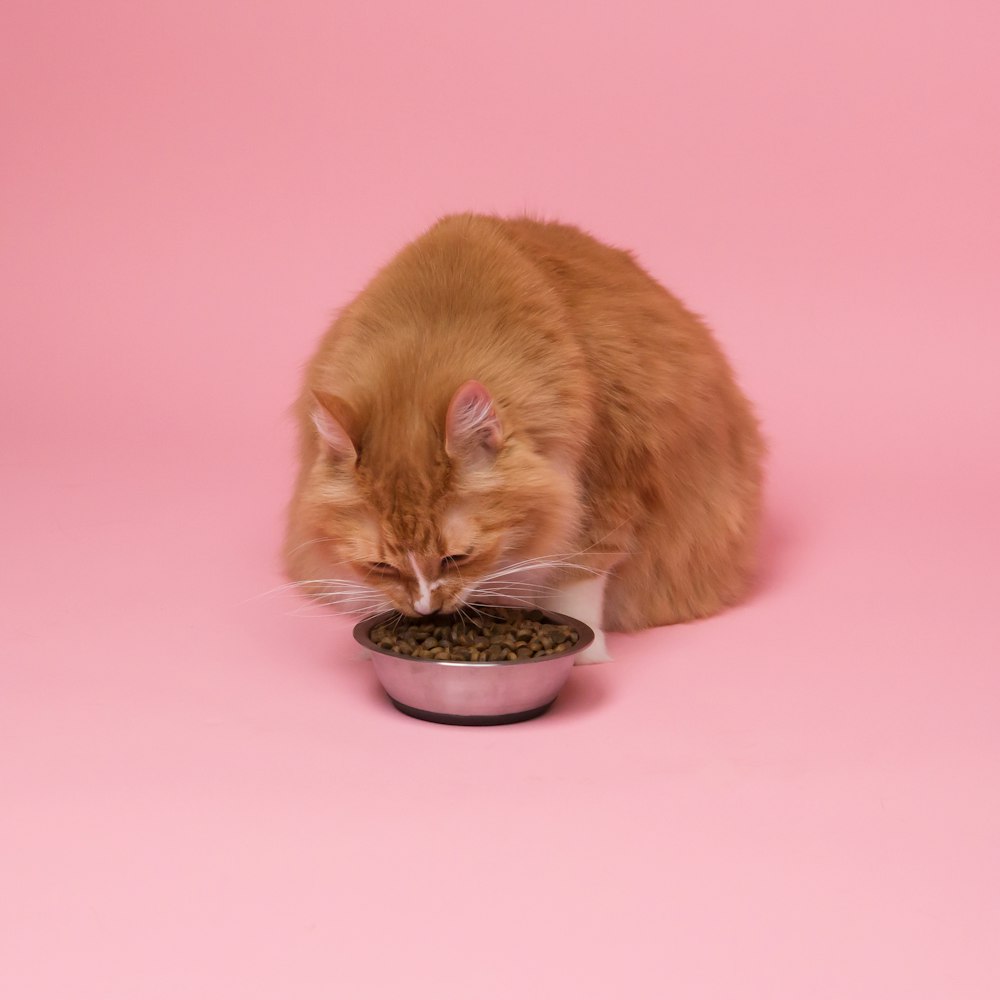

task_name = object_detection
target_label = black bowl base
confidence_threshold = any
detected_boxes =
[387,696,556,727]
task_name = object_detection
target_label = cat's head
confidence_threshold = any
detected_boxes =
[290,380,580,617]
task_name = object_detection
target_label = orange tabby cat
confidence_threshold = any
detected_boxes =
[285,214,764,662]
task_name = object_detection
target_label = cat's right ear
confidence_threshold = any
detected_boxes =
[446,380,502,465]
[311,391,359,463]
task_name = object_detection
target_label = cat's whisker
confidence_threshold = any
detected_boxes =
[239,579,323,604]
[286,602,391,619]
[473,580,543,593]
[463,603,504,622]
[310,591,381,604]
[311,582,380,598]
[471,580,556,594]
[469,591,536,608]
[477,530,632,586]
[301,580,376,593]
[311,585,381,598]
[480,554,599,576]
[569,519,633,556]
[239,578,375,608]
[478,559,602,583]
[285,537,336,557]
[471,585,541,600]
[309,593,389,608]
[336,599,391,614]
[313,595,384,608]
[246,574,365,597]
[454,603,497,627]
[472,590,536,601]
[490,548,604,570]
[306,593,378,607]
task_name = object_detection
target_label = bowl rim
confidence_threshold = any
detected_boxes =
[353,608,595,668]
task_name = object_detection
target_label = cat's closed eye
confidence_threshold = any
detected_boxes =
[366,561,399,577]
[440,553,471,569]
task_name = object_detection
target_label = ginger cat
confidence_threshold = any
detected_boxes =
[285,214,764,662]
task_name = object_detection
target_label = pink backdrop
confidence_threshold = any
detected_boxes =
[3,1,998,997]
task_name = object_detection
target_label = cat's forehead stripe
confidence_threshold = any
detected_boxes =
[407,551,434,615]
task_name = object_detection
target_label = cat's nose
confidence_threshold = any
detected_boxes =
[413,591,442,616]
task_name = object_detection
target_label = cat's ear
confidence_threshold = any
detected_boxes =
[311,391,359,463]
[445,380,502,463]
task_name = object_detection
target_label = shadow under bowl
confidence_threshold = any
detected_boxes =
[353,610,595,726]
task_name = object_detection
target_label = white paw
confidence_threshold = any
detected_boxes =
[575,626,612,665]
[539,574,611,664]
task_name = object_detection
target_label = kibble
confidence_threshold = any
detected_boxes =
[369,608,580,662]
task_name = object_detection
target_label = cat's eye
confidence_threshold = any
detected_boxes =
[440,553,471,569]
[366,561,399,577]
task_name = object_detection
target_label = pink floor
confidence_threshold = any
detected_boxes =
[3,2,998,997]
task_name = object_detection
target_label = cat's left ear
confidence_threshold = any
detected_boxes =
[445,380,502,463]
[311,390,359,463]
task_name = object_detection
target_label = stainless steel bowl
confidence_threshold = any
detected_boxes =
[354,610,595,726]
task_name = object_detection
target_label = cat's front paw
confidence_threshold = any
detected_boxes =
[575,626,612,665]
[540,574,611,664]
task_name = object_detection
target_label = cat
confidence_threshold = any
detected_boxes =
[284,213,764,663]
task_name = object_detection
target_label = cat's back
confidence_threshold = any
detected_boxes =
[495,215,647,287]
[316,213,732,409]
[312,215,590,402]
[489,215,730,393]
[489,215,710,362]
[434,213,664,310]
[334,213,676,343]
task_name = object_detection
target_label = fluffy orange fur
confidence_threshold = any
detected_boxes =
[285,214,764,646]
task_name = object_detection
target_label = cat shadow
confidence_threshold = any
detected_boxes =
[546,665,611,719]
[750,504,798,598]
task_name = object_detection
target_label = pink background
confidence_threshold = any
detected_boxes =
[3,1,998,997]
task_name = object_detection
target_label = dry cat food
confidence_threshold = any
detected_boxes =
[369,608,579,662]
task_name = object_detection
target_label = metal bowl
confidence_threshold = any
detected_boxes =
[354,610,595,726]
